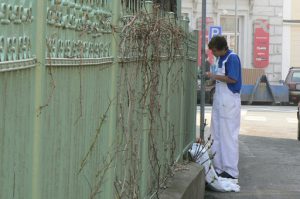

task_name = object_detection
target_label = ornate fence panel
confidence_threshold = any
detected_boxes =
[0,1,198,198]
[0,0,37,199]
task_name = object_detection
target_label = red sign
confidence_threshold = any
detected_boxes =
[253,19,270,68]
[197,17,214,67]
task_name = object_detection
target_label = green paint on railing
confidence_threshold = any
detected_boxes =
[0,0,198,198]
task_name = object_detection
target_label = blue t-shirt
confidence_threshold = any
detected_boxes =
[218,50,242,93]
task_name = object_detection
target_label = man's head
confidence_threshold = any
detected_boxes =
[208,35,228,57]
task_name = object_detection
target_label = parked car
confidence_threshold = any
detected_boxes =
[284,67,300,104]
[297,102,300,141]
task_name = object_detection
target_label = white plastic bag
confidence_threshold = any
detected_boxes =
[189,143,240,192]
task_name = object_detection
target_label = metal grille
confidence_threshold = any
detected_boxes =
[154,0,177,13]
[122,0,145,13]
[122,0,177,13]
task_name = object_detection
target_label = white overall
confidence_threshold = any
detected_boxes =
[210,53,241,178]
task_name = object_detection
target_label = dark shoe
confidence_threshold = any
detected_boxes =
[219,171,237,179]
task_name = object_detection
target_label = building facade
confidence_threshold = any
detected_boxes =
[282,0,300,78]
[182,0,285,83]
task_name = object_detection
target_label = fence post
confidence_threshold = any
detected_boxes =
[177,15,190,161]
[103,0,120,198]
[176,0,181,17]
[140,2,153,197]
[31,0,47,199]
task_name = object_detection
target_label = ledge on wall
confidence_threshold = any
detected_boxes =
[159,162,205,199]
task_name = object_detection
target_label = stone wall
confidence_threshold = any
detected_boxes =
[253,0,283,82]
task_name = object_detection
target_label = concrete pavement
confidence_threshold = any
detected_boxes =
[205,135,300,199]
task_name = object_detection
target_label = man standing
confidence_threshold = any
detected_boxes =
[206,35,242,179]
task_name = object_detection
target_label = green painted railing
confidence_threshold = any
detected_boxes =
[0,1,197,198]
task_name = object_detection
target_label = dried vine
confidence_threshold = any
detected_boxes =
[115,4,187,198]
[37,34,57,117]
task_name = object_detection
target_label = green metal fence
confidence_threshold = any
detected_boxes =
[0,1,198,198]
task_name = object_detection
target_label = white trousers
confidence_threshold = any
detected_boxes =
[210,82,241,178]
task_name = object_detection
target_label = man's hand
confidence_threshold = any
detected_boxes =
[205,72,236,83]
[205,72,215,80]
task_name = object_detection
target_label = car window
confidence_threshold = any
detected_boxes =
[291,72,300,82]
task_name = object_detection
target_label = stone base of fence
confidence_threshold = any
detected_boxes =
[159,162,205,199]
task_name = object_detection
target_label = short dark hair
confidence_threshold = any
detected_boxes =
[208,35,228,51]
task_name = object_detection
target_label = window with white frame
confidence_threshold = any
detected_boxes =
[220,16,240,54]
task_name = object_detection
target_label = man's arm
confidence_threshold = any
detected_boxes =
[206,72,237,83]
